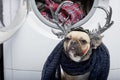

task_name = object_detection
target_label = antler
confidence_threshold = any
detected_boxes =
[91,6,114,35]
[89,6,114,49]
[50,1,73,38]
[49,0,114,39]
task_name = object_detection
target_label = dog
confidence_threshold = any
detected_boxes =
[40,1,113,79]
[61,30,101,80]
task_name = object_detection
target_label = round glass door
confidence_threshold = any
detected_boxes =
[31,0,100,29]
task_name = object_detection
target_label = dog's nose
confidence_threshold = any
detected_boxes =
[71,41,78,45]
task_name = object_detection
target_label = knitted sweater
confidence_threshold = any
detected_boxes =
[41,41,110,80]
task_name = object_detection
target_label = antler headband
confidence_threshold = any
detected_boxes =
[47,1,114,39]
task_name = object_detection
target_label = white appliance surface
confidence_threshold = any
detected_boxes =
[3,0,120,80]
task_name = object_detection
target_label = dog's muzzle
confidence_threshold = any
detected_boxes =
[68,40,83,56]
[64,39,90,62]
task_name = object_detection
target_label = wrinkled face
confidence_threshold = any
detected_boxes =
[64,31,91,62]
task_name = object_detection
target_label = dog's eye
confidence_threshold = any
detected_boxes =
[65,37,71,41]
[80,39,87,45]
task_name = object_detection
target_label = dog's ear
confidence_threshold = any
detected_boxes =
[90,35,104,49]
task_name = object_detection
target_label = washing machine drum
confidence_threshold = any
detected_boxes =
[32,0,101,30]
[36,0,94,26]
[41,0,85,24]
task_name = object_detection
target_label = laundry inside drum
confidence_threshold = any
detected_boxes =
[35,0,94,26]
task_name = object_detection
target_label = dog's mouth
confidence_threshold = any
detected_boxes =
[68,51,82,62]
[66,47,83,62]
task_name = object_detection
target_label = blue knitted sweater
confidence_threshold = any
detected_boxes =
[41,41,110,80]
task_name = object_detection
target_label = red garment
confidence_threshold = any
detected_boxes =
[41,0,85,25]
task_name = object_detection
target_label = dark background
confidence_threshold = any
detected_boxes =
[0,44,4,80]
[0,0,4,80]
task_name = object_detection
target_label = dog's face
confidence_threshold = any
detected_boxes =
[64,31,91,62]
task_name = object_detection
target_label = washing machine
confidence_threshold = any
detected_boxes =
[2,0,120,80]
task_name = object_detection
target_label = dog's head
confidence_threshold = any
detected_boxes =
[64,30,91,62]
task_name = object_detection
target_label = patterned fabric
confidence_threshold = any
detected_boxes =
[41,40,110,80]
[41,0,84,25]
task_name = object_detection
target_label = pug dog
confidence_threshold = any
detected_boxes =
[61,30,101,80]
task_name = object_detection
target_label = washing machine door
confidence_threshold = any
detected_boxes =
[0,0,28,44]
[31,0,109,29]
